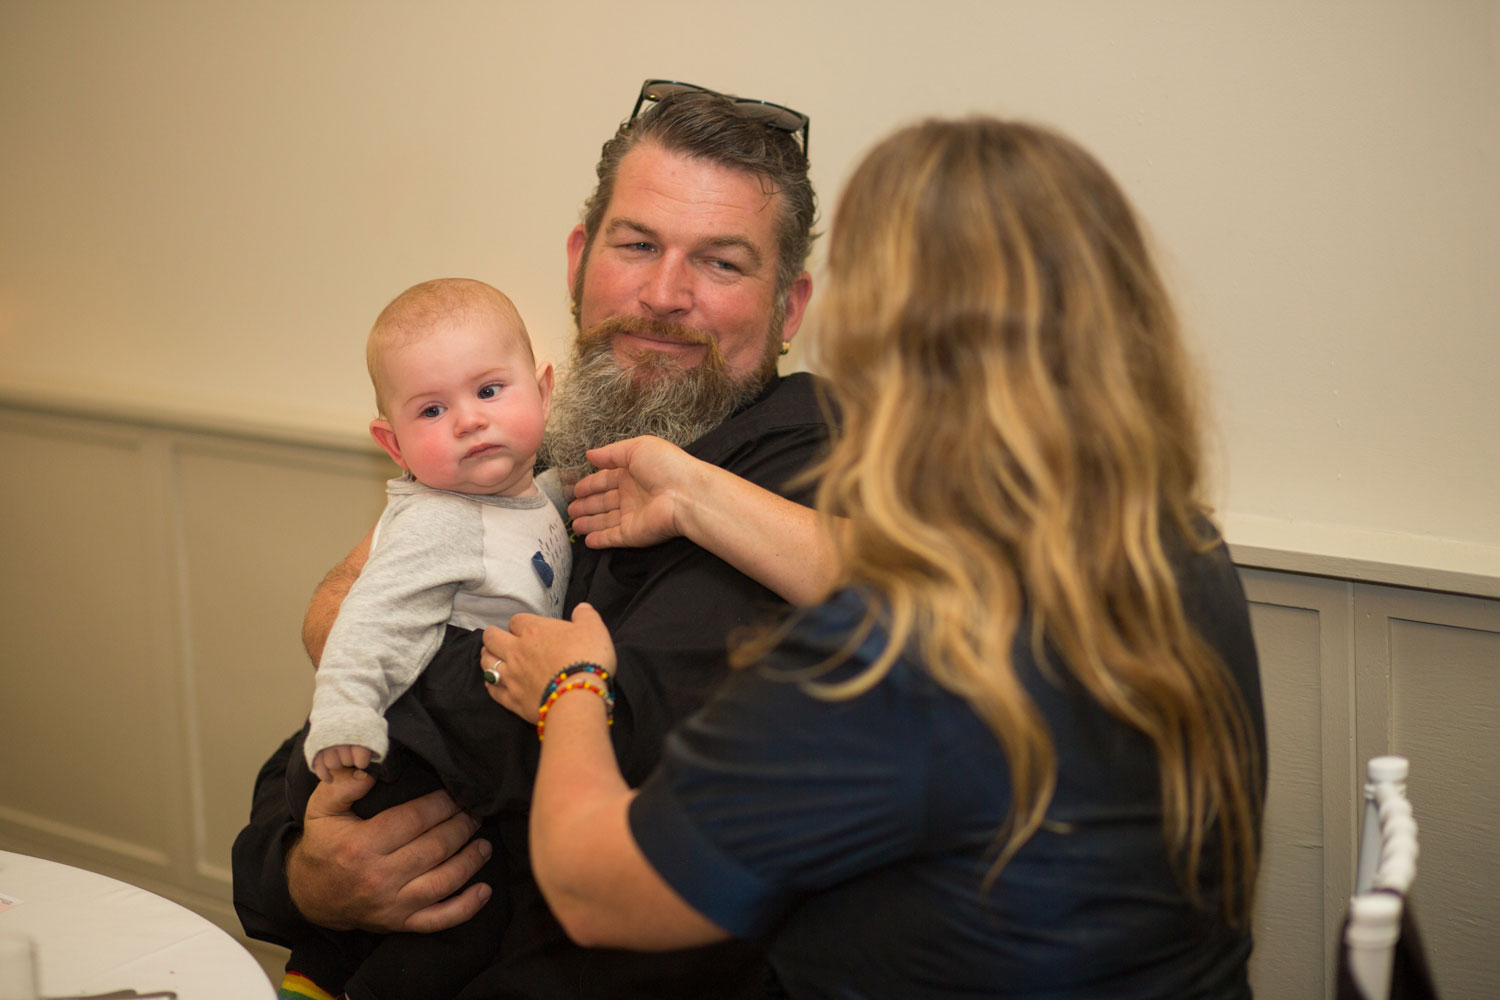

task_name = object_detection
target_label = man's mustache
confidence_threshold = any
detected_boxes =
[578,316,718,351]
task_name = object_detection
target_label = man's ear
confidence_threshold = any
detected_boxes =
[778,270,814,343]
[566,225,588,297]
[369,418,408,471]
[535,361,555,421]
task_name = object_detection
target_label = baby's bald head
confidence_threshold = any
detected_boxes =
[366,278,533,417]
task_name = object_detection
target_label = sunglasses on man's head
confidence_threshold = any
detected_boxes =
[630,79,810,158]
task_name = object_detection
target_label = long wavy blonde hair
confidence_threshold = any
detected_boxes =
[786,118,1260,922]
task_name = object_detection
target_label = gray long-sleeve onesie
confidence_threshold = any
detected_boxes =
[304,475,571,768]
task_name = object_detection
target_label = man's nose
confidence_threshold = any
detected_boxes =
[638,254,692,316]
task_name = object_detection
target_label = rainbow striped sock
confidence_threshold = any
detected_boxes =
[278,970,337,1000]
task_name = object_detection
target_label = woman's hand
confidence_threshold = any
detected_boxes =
[482,603,617,722]
[573,433,840,606]
[568,436,706,550]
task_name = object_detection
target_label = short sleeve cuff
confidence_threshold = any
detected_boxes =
[628,766,790,939]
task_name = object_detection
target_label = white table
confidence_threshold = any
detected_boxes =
[0,851,273,999]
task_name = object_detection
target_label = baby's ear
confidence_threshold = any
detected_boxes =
[536,361,555,419]
[369,418,408,470]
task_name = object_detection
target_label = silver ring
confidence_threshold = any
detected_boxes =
[483,659,501,685]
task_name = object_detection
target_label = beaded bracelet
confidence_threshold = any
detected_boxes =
[539,662,611,706]
[536,678,614,741]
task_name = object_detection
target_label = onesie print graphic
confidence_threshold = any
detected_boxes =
[532,550,555,589]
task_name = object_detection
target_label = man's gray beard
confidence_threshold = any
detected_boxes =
[538,339,767,483]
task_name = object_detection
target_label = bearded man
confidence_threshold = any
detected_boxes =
[232,80,828,1000]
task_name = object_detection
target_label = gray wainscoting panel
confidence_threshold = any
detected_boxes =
[2,403,1495,994]
[0,411,183,876]
[172,435,390,887]
[1355,585,1500,1000]
[1242,569,1356,1000]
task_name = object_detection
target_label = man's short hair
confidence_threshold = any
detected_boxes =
[577,87,818,309]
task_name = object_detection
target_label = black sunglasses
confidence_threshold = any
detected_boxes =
[629,79,810,159]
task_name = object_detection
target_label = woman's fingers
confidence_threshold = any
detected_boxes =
[570,490,621,516]
[572,466,620,500]
[479,609,617,721]
[481,625,511,687]
[571,602,605,630]
[583,438,642,472]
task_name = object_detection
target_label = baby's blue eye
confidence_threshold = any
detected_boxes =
[420,404,445,419]
[478,384,502,400]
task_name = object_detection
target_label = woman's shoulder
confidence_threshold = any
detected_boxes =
[779,587,885,657]
[1168,515,1254,632]
[801,585,877,626]
[761,587,934,694]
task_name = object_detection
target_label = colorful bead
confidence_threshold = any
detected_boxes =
[538,662,612,708]
[536,678,614,741]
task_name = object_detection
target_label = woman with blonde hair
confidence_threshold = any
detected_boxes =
[484,116,1265,997]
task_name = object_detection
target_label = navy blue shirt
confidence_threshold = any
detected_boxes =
[630,535,1263,999]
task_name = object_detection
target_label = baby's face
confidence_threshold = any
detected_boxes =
[373,315,550,496]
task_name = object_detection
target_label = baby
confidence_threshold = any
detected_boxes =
[284,277,570,1000]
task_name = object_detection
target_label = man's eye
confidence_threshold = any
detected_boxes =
[420,405,445,419]
[709,259,741,273]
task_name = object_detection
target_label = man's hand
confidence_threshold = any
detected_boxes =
[286,769,494,933]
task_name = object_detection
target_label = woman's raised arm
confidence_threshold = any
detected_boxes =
[569,435,842,605]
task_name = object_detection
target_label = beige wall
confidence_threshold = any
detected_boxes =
[2,1,1498,575]
[2,0,1498,993]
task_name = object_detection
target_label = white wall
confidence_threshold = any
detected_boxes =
[2,0,1497,566]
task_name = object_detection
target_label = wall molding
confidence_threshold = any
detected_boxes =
[0,806,170,870]
[6,385,1496,601]
[1223,511,1500,601]
[0,378,377,456]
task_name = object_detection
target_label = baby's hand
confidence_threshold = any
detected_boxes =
[311,744,373,782]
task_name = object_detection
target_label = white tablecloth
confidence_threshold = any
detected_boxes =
[0,850,273,999]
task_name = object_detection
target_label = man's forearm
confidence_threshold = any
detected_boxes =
[302,530,373,667]
[231,735,315,948]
